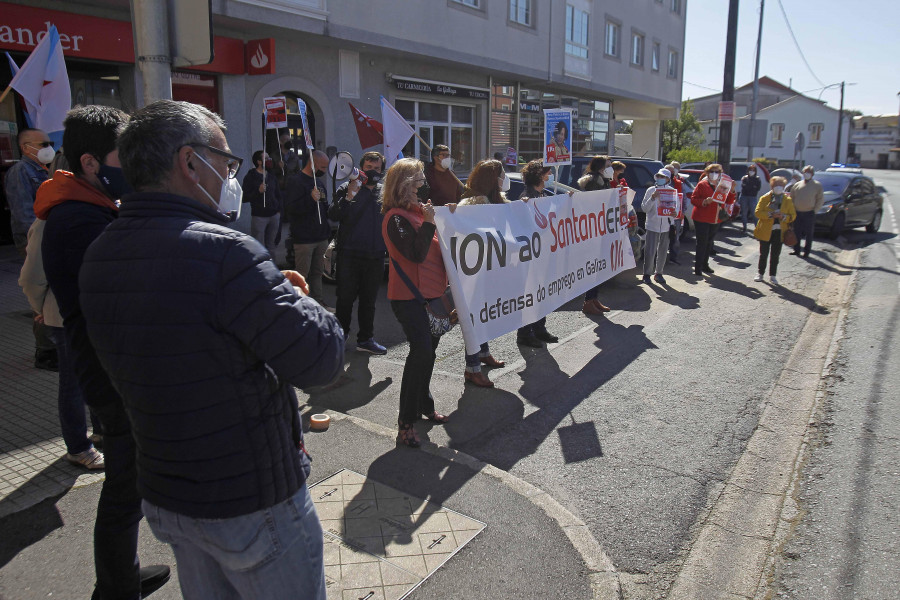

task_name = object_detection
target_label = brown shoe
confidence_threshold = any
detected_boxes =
[464,370,494,388]
[479,355,505,368]
[592,299,612,312]
[582,300,604,315]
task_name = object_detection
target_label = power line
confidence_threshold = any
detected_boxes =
[684,80,721,93]
[775,0,825,87]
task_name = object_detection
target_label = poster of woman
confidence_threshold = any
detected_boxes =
[543,108,573,166]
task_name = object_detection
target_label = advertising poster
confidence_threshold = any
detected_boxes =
[434,189,635,353]
[543,108,573,166]
[264,96,287,129]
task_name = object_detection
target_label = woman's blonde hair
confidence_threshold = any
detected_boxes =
[769,175,787,188]
[380,158,424,214]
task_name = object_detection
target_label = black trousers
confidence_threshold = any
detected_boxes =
[390,299,439,425]
[518,317,547,338]
[91,403,142,600]
[336,253,383,342]
[793,210,815,255]
[693,221,719,273]
[758,230,783,276]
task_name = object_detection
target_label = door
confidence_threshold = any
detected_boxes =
[843,178,868,225]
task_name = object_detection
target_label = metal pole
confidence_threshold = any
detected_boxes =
[747,0,765,162]
[834,81,845,164]
[130,0,173,106]
[717,0,740,169]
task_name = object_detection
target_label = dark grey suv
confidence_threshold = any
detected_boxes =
[813,172,884,238]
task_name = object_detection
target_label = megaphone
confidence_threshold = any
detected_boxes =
[328,151,355,181]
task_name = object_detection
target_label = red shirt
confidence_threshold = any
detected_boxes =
[690,179,736,224]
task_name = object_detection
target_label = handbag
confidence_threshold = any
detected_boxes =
[390,258,458,337]
[782,225,798,247]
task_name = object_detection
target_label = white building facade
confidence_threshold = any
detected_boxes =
[849,115,899,169]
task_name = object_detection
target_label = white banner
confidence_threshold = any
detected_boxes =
[434,189,636,354]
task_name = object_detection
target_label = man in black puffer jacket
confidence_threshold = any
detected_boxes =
[79,100,343,600]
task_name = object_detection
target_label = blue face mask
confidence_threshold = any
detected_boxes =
[97,164,132,199]
[655,178,668,187]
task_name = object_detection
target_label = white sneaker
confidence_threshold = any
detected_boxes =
[66,447,105,470]
[770,276,779,285]
[753,273,763,282]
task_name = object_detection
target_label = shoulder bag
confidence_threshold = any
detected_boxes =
[390,258,458,337]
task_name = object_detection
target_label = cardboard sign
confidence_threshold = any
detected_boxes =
[264,96,287,129]
[711,175,734,204]
[505,146,517,166]
[297,99,315,150]
[543,109,572,166]
[657,188,679,217]
[677,192,684,220]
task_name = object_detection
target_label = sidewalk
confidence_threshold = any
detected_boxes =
[0,243,614,599]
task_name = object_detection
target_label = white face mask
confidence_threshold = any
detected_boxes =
[773,186,784,195]
[603,166,614,178]
[499,174,511,193]
[440,156,452,170]
[29,144,56,164]
[803,172,812,180]
[708,172,721,183]
[194,153,243,221]
[545,174,554,185]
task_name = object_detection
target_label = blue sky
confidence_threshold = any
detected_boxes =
[682,0,900,115]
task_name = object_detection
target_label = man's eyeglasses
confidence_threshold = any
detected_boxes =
[27,141,53,148]
[189,143,243,179]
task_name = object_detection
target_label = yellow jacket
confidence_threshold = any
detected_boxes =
[754,192,796,242]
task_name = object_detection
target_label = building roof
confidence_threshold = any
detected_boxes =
[688,76,802,102]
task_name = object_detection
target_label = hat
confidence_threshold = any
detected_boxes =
[656,168,672,179]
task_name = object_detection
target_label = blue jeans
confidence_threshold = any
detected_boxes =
[47,326,97,454]
[465,342,490,373]
[740,195,758,229]
[143,485,325,600]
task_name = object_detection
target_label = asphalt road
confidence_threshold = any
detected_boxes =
[305,174,893,598]
[771,170,900,600]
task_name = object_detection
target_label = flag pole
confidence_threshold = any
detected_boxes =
[0,85,13,104]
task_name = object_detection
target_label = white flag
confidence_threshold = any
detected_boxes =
[8,26,71,136]
[380,96,415,167]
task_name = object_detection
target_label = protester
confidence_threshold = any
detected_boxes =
[285,149,333,309]
[19,205,105,469]
[690,163,736,277]
[275,132,301,189]
[78,100,343,599]
[452,160,509,387]
[578,156,611,191]
[329,151,388,354]
[753,175,796,285]
[641,168,675,285]
[739,164,762,233]
[241,150,282,257]
[787,165,824,258]
[40,105,171,600]
[785,171,803,192]
[424,144,464,207]
[5,127,57,370]
[381,158,450,448]
[577,157,614,315]
[666,162,685,264]
[610,161,627,189]
[513,160,563,345]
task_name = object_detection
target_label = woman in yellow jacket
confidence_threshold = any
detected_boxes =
[753,175,796,285]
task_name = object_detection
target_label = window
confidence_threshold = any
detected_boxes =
[605,21,619,57]
[809,123,824,145]
[671,0,681,13]
[509,0,532,26]
[631,33,644,66]
[667,49,678,78]
[453,0,480,6]
[770,123,784,145]
[651,42,660,71]
[397,99,476,174]
[566,6,590,58]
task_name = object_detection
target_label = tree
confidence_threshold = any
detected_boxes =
[662,99,704,158]
[667,147,716,165]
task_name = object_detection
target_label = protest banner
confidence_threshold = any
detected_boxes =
[264,96,287,129]
[657,188,679,217]
[543,109,572,166]
[434,189,635,354]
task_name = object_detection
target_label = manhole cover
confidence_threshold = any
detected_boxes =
[310,469,486,599]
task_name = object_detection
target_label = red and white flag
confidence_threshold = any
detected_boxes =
[348,103,383,149]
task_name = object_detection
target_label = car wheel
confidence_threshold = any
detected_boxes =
[866,210,882,233]
[828,212,845,240]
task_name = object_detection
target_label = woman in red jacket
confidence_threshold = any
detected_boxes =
[690,163,735,277]
[382,158,451,448]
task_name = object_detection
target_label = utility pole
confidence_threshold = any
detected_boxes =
[747,0,765,161]
[130,0,173,106]
[834,81,845,164]
[717,0,740,168]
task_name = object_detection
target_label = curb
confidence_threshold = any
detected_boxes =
[323,410,622,600]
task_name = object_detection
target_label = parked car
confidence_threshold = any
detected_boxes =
[555,156,665,222]
[813,172,884,239]
[770,167,802,184]
[727,162,771,195]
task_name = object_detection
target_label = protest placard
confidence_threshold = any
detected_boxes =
[543,109,573,166]
[711,175,734,204]
[264,96,287,129]
[657,188,679,217]
[434,189,635,353]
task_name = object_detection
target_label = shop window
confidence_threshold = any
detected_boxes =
[399,99,476,174]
